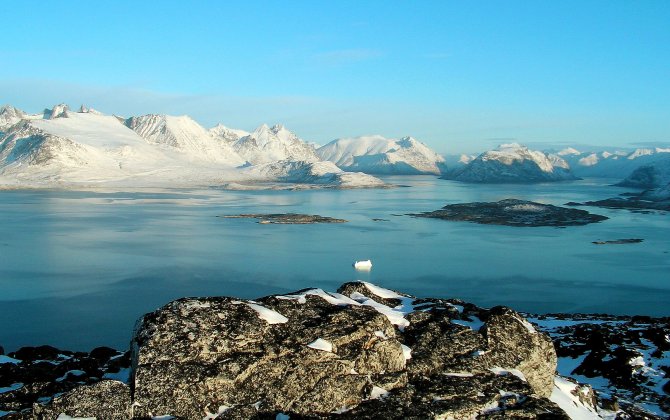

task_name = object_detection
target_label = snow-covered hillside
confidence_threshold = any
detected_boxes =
[557,147,670,179]
[209,123,249,143]
[125,114,245,166]
[0,105,194,186]
[243,160,385,188]
[231,124,320,165]
[0,104,385,190]
[443,143,577,183]
[317,135,446,175]
[616,155,670,188]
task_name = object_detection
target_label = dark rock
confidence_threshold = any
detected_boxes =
[219,213,347,224]
[411,199,608,227]
[0,345,130,416]
[592,238,644,245]
[568,195,670,212]
[528,313,670,418]
[32,380,131,419]
[9,346,62,363]
[89,346,119,361]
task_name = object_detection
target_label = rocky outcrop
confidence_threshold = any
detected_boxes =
[219,213,347,224]
[567,186,670,212]
[32,380,131,419]
[5,282,610,418]
[0,345,130,416]
[529,313,670,418]
[412,198,609,227]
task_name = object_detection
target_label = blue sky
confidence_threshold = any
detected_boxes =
[1,1,668,153]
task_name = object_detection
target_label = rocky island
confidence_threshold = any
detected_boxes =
[219,213,347,224]
[411,199,608,227]
[2,282,666,419]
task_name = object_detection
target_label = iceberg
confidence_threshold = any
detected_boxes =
[353,260,372,270]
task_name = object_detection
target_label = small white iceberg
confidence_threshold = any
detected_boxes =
[353,260,372,270]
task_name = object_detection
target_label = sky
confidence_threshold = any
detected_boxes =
[1,0,669,154]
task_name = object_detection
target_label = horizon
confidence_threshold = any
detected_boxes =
[2,1,669,154]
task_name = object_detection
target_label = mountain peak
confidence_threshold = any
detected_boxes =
[497,142,525,151]
[0,104,26,129]
[45,103,70,120]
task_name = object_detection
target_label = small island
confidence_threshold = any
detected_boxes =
[411,199,608,227]
[566,197,670,212]
[592,238,644,245]
[219,213,347,224]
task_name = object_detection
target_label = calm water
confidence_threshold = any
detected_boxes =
[1,176,669,351]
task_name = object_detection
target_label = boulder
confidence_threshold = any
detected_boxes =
[20,282,569,418]
[32,380,130,419]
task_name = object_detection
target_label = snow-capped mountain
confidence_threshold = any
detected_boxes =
[0,104,385,189]
[0,105,179,185]
[0,105,26,132]
[317,135,446,175]
[209,124,250,143]
[617,154,670,188]
[557,147,670,179]
[443,143,577,183]
[125,114,245,166]
[231,124,320,165]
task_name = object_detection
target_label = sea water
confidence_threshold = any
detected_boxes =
[1,176,668,350]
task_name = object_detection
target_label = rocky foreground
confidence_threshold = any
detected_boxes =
[1,282,667,419]
[412,199,608,227]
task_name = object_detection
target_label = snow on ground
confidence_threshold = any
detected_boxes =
[307,338,333,352]
[0,355,20,364]
[451,316,484,331]
[102,367,131,383]
[444,372,474,377]
[278,288,362,306]
[0,383,23,394]
[55,370,86,382]
[368,386,389,400]
[203,405,230,420]
[490,367,527,382]
[348,292,411,330]
[550,376,615,420]
[246,303,289,324]
[56,414,96,420]
[401,344,412,360]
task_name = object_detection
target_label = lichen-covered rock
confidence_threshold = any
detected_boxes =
[130,292,405,417]
[479,306,557,397]
[32,380,130,419]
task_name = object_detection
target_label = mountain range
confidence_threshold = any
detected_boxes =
[2,103,669,191]
[0,104,388,189]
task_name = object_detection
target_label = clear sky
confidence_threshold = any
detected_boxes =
[1,1,668,153]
